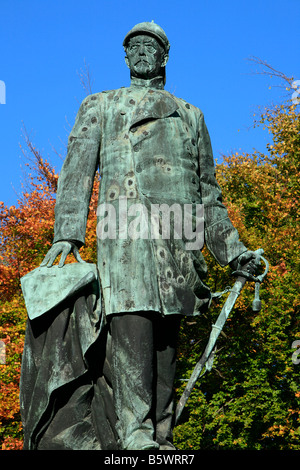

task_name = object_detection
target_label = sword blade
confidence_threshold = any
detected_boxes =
[175,275,246,425]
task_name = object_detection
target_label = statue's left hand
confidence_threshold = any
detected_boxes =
[40,241,85,268]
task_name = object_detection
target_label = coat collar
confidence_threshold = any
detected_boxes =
[130,76,165,90]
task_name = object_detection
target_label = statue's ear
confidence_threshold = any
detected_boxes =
[161,53,169,68]
[125,55,130,69]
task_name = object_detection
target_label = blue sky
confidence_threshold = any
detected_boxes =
[1,0,299,206]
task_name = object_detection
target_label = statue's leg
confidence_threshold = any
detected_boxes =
[109,312,159,450]
[154,315,181,450]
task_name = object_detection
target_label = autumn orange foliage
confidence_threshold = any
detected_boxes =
[0,140,100,449]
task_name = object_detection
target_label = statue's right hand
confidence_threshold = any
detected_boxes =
[40,241,85,268]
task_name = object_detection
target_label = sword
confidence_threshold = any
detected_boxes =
[175,248,269,425]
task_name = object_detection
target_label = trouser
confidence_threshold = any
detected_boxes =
[109,312,181,450]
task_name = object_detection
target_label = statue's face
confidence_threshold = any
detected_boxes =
[125,34,167,79]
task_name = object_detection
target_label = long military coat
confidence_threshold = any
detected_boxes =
[53,78,247,317]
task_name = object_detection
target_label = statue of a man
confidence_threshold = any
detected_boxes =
[40,22,257,450]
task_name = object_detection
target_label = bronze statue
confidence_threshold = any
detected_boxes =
[20,22,258,450]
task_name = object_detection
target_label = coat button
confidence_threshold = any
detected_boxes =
[136,164,142,173]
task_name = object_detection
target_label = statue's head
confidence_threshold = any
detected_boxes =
[123,22,170,81]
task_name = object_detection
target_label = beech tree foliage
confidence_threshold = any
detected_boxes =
[0,68,299,449]
[174,95,300,449]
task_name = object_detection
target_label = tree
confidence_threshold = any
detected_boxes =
[0,132,99,449]
[173,87,300,449]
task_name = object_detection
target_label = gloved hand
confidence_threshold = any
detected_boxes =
[229,250,260,275]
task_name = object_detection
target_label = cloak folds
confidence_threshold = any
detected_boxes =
[19,263,118,450]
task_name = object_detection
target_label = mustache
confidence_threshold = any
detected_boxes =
[135,59,150,65]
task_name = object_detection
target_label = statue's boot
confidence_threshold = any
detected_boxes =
[155,316,179,450]
[109,312,180,451]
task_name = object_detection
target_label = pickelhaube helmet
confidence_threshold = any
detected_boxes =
[123,21,170,53]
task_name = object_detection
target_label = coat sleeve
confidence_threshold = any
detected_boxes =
[197,112,247,266]
[53,94,101,246]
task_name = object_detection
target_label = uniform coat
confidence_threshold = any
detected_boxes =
[53,77,247,318]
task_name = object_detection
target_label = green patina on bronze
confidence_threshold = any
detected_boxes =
[51,68,247,318]
[20,21,256,451]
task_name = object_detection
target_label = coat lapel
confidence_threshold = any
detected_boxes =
[130,90,178,128]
